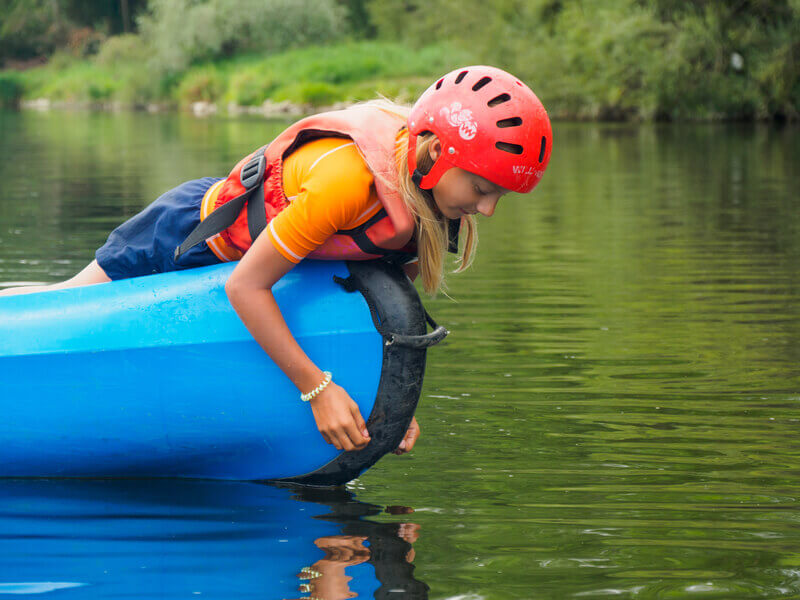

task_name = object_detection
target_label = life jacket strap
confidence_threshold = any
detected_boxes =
[337,209,416,264]
[242,154,267,243]
[447,218,460,253]
[174,149,267,262]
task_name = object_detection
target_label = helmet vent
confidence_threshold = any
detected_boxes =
[496,142,524,155]
[497,117,522,128]
[455,71,468,84]
[488,93,510,107]
[435,78,444,90]
[472,76,492,91]
[539,136,547,162]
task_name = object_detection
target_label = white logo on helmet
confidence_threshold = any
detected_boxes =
[513,165,545,178]
[440,102,477,140]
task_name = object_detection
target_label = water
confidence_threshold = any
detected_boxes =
[0,109,798,599]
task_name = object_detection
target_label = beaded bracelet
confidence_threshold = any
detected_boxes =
[300,371,332,402]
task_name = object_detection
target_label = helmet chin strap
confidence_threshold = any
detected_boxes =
[411,156,452,193]
[411,167,461,255]
[412,168,438,215]
[408,130,452,190]
[411,168,428,190]
[408,131,459,254]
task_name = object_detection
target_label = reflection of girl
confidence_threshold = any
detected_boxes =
[1,66,552,456]
[294,527,422,600]
[297,535,372,599]
[290,487,427,600]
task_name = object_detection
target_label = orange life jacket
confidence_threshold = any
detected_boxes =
[174,106,418,264]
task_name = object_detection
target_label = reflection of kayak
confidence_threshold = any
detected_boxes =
[0,479,428,598]
[0,260,444,484]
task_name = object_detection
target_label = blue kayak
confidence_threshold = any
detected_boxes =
[0,260,445,484]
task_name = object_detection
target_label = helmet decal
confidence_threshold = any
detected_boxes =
[512,165,546,179]
[440,102,478,140]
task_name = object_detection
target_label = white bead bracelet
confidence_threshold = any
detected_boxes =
[300,371,332,402]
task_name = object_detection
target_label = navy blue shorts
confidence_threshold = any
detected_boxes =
[96,177,224,281]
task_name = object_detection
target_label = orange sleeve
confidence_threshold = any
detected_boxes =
[265,138,382,263]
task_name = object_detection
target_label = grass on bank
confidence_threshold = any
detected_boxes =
[3,25,796,121]
[4,41,476,110]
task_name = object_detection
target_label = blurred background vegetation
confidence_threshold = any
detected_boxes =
[0,0,797,120]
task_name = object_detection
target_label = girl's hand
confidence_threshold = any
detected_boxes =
[309,382,371,451]
[393,416,420,455]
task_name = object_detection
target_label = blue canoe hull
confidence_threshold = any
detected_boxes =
[0,260,428,483]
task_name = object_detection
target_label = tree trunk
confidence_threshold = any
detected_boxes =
[121,0,131,33]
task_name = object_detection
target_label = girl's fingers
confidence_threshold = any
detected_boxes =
[336,430,355,452]
[394,418,420,454]
[410,418,420,446]
[311,385,371,451]
[352,407,370,439]
[406,427,419,450]
[394,436,409,455]
[328,431,342,450]
[343,421,369,451]
[349,406,371,445]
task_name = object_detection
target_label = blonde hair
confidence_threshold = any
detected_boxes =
[359,99,478,295]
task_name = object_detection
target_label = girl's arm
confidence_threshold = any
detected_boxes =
[225,231,371,452]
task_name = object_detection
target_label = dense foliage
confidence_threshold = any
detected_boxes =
[1,0,797,120]
[369,0,800,120]
[138,0,347,75]
[0,0,145,63]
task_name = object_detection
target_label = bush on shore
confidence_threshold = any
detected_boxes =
[0,72,23,107]
[9,41,474,110]
[138,0,347,76]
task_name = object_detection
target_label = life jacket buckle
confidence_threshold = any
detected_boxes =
[240,154,266,190]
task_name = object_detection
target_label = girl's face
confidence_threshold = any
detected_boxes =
[427,139,509,220]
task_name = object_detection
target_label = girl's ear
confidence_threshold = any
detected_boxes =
[428,138,442,162]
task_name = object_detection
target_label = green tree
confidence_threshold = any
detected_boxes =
[138,0,348,75]
[0,0,147,65]
[366,0,800,119]
[337,0,376,38]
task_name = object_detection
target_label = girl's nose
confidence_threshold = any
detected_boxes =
[477,196,500,217]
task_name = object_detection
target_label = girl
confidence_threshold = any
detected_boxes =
[1,65,553,456]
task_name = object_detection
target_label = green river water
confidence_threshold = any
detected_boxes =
[0,109,798,599]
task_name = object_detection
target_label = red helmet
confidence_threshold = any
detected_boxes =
[408,65,552,194]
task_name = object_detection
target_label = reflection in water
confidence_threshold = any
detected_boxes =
[286,485,427,600]
[0,582,86,594]
[0,480,426,599]
[294,536,375,599]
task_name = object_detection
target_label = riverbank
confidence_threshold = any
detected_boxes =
[2,36,797,122]
[1,41,470,118]
[3,0,799,123]
[17,97,348,119]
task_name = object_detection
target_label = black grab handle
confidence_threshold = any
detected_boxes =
[385,325,449,349]
[333,270,449,350]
